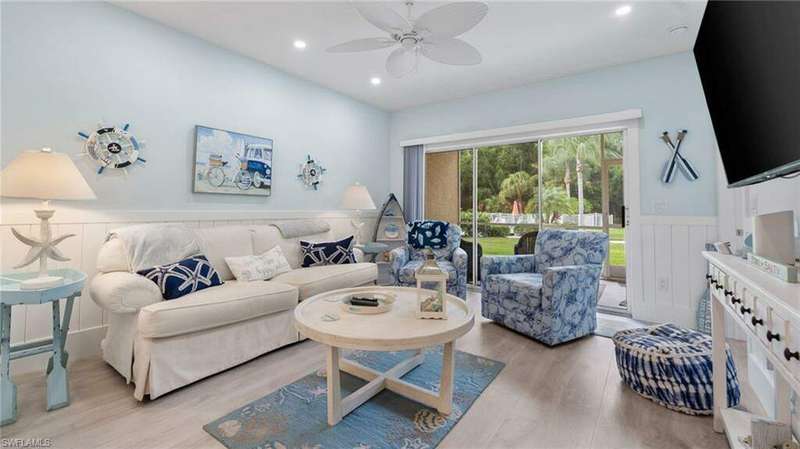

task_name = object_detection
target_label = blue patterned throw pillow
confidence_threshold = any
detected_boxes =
[407,220,449,249]
[137,255,223,300]
[300,236,356,267]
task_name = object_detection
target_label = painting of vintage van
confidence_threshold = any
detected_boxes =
[193,125,273,196]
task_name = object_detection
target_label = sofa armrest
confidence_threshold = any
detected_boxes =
[541,264,602,312]
[480,255,536,278]
[90,272,162,314]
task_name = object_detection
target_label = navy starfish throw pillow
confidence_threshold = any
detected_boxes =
[137,255,223,300]
[300,236,356,267]
[407,220,449,249]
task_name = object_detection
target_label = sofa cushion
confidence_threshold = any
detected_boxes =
[398,260,459,286]
[225,245,292,282]
[252,225,332,270]
[137,255,224,300]
[195,226,255,281]
[137,280,298,338]
[271,263,377,300]
[484,273,544,308]
[300,235,356,267]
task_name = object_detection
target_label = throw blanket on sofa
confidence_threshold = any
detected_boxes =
[270,220,331,239]
[109,224,202,272]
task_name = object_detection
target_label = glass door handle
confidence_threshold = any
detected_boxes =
[621,205,626,228]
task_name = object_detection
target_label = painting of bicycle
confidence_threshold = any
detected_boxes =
[193,125,273,196]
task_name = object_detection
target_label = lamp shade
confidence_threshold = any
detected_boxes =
[0,148,96,201]
[340,183,376,210]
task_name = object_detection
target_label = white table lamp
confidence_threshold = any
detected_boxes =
[341,182,376,245]
[0,148,96,289]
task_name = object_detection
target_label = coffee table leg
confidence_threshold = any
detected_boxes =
[437,342,455,415]
[326,346,342,426]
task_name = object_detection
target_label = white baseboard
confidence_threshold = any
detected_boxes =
[10,326,107,377]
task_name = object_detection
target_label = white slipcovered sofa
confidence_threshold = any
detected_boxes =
[90,223,376,400]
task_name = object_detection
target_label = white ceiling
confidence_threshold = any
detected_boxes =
[117,1,706,111]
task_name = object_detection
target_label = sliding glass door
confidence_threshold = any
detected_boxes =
[423,131,626,302]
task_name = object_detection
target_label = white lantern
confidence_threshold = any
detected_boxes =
[415,250,448,319]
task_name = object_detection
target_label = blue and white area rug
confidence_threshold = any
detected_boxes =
[204,347,504,449]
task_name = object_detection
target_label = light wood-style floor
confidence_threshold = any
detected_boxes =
[3,292,738,449]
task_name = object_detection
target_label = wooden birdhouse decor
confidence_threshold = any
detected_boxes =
[415,250,448,319]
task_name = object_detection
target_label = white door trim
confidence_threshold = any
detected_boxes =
[622,122,644,320]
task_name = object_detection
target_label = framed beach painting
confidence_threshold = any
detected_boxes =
[193,125,273,196]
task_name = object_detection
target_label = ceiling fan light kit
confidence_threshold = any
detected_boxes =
[327,1,488,78]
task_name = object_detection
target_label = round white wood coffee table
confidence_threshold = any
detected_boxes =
[294,286,474,426]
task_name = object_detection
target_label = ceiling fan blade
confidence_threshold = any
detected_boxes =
[354,3,410,34]
[386,47,418,78]
[421,38,482,65]
[414,2,488,38]
[327,37,396,53]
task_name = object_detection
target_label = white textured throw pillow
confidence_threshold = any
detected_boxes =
[225,245,292,282]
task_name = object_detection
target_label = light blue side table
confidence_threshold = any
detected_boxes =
[0,268,86,426]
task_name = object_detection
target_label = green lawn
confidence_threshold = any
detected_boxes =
[467,228,626,266]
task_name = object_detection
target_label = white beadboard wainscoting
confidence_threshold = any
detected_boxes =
[628,215,728,332]
[0,209,376,375]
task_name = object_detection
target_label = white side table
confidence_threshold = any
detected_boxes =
[294,286,474,426]
[0,268,86,426]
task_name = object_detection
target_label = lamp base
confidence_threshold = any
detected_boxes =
[19,275,64,291]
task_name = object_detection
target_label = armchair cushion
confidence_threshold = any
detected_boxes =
[407,220,450,249]
[483,273,543,308]
[408,224,463,261]
[397,260,459,287]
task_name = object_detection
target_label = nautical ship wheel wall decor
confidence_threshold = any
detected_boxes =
[78,123,146,174]
[297,154,327,190]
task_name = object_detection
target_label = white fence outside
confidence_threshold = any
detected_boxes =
[488,212,612,227]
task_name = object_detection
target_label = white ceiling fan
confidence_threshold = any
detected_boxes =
[327,1,488,78]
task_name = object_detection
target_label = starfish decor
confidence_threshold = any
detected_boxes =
[10,215,75,271]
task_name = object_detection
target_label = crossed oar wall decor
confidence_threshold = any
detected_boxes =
[661,130,699,183]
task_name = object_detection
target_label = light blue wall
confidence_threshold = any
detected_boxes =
[389,52,718,216]
[1,2,390,212]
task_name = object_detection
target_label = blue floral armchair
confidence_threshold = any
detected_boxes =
[481,229,609,346]
[389,222,467,299]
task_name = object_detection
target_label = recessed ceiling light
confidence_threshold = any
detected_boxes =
[370,77,382,86]
[293,40,307,50]
[615,5,632,16]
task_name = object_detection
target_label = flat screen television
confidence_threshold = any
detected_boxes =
[693,1,800,187]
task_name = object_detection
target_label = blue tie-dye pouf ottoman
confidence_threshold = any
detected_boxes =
[612,323,740,415]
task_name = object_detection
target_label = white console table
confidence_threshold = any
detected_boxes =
[705,252,800,448]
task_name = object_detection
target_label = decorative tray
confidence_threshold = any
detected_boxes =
[340,292,396,315]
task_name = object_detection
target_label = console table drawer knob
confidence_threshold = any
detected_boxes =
[767,331,781,342]
[740,306,752,315]
[751,317,764,326]
[784,348,800,361]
